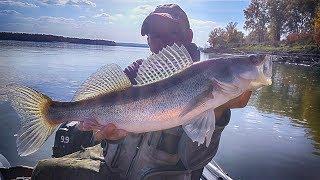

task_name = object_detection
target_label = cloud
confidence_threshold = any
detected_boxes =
[0,0,39,8]
[93,12,125,24]
[0,11,77,27]
[93,5,153,24]
[109,14,124,21]
[37,0,96,7]
[94,13,110,18]
[129,5,154,24]
[0,10,101,36]
[66,0,96,7]
[37,16,75,24]
[0,10,22,16]
[132,5,153,16]
[189,18,217,29]
[189,18,219,46]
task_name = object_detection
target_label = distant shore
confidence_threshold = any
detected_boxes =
[0,32,148,48]
[202,45,320,67]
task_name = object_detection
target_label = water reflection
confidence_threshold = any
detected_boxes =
[251,64,320,154]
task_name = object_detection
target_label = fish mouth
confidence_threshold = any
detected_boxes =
[251,55,274,88]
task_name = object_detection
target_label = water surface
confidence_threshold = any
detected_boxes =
[0,41,319,179]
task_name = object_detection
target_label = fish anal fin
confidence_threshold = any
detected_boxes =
[73,64,132,101]
[183,109,216,147]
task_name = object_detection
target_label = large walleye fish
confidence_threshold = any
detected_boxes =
[0,44,273,156]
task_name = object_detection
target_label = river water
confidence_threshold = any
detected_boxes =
[0,40,319,179]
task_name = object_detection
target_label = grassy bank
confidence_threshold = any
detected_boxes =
[203,44,320,55]
[203,44,320,67]
[235,44,320,55]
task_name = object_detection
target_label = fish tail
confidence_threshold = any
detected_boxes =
[5,84,59,156]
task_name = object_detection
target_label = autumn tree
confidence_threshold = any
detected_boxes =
[208,27,226,48]
[208,22,244,48]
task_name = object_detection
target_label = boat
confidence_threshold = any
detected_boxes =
[0,152,232,180]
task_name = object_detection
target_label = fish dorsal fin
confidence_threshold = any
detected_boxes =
[135,43,193,85]
[73,64,132,101]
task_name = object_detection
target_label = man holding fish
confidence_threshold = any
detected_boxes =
[1,4,272,180]
[82,4,252,180]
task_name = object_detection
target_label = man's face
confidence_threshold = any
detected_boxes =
[146,16,190,54]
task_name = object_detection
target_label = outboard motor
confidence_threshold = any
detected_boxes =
[52,121,96,157]
[0,154,10,180]
[0,154,10,169]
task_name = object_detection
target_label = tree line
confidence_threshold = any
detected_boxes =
[0,32,116,46]
[208,0,320,50]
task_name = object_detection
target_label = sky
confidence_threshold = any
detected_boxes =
[0,0,250,47]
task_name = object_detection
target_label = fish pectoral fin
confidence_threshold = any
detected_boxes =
[73,64,132,101]
[183,109,216,147]
[135,43,193,85]
[179,85,214,118]
[212,77,241,95]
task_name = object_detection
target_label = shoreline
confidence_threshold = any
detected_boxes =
[0,32,148,48]
[202,46,320,67]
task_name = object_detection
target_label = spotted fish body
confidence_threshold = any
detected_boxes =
[0,44,273,156]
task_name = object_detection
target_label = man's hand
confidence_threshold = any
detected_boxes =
[124,59,143,84]
[214,91,252,119]
[77,121,128,141]
[94,124,128,141]
[223,91,252,109]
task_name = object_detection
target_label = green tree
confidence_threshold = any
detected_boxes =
[284,0,319,33]
[267,0,286,43]
[225,22,245,46]
[244,0,269,43]
[284,0,306,33]
[314,8,320,46]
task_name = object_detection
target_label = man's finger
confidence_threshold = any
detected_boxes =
[137,59,143,65]
[94,130,104,141]
[108,129,128,141]
[76,122,93,131]
[133,61,139,68]
[113,129,128,138]
[93,124,128,141]
[94,125,115,141]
